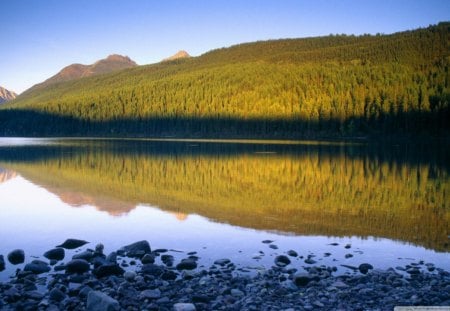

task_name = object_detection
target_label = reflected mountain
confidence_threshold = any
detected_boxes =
[0,168,17,183]
[0,139,448,251]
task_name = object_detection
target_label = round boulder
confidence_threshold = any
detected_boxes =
[7,249,25,265]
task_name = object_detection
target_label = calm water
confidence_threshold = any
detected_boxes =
[0,138,449,280]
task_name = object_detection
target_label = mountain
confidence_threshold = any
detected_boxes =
[0,87,17,104]
[162,50,191,62]
[28,54,137,91]
[1,22,449,138]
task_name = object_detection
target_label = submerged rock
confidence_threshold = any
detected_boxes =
[93,263,124,278]
[87,290,120,311]
[176,258,197,270]
[7,249,25,265]
[359,263,374,274]
[65,259,90,274]
[24,260,51,274]
[119,240,151,258]
[274,255,291,267]
[287,250,298,257]
[43,248,65,261]
[57,238,89,249]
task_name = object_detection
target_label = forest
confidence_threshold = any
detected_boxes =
[1,22,449,138]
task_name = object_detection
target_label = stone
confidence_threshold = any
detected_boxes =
[7,249,25,264]
[293,273,314,286]
[139,289,161,300]
[287,250,298,257]
[124,271,136,282]
[231,289,245,297]
[65,259,90,274]
[141,253,155,264]
[95,243,104,254]
[49,288,66,302]
[304,258,317,265]
[345,254,353,258]
[344,244,351,249]
[275,255,291,267]
[93,264,124,278]
[119,240,151,258]
[56,239,88,249]
[269,244,279,249]
[43,248,65,261]
[176,258,197,270]
[173,303,196,311]
[141,264,164,277]
[106,252,117,263]
[332,281,349,288]
[262,240,273,244]
[161,270,178,281]
[72,250,94,261]
[214,258,231,266]
[24,260,51,274]
[87,290,120,311]
[0,255,5,271]
[359,263,374,274]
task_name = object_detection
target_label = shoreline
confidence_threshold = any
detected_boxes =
[1,240,449,310]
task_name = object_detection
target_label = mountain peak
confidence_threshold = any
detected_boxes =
[0,86,17,104]
[162,50,191,62]
[30,54,137,90]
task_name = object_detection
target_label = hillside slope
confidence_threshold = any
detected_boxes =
[2,22,449,138]
[0,87,17,104]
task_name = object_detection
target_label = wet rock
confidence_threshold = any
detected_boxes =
[0,255,5,271]
[124,271,136,282]
[73,250,94,261]
[161,270,178,281]
[161,254,174,266]
[93,263,124,278]
[214,258,231,266]
[119,240,151,258]
[176,258,197,270]
[274,255,291,267]
[65,259,90,274]
[231,289,245,297]
[141,253,155,264]
[141,264,164,277]
[304,258,317,265]
[87,290,120,311]
[95,243,104,254]
[329,243,339,246]
[173,303,196,311]
[7,249,25,265]
[293,273,314,286]
[345,254,353,258]
[359,263,374,274]
[287,250,298,257]
[57,238,88,249]
[153,248,168,254]
[269,244,279,250]
[24,260,51,274]
[106,252,117,263]
[344,244,351,249]
[49,288,66,302]
[262,240,273,244]
[140,289,161,300]
[43,248,65,261]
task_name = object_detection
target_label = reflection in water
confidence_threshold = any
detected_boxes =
[0,168,17,183]
[0,139,448,252]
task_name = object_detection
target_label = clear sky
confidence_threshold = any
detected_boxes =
[1,0,449,94]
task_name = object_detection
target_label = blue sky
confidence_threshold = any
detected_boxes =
[1,0,449,94]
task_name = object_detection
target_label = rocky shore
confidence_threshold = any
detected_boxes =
[0,239,449,310]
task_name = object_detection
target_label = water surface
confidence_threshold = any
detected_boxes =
[0,138,448,280]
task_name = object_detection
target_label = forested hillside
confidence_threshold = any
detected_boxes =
[1,22,449,138]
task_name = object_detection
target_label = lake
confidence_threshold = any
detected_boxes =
[0,138,448,281]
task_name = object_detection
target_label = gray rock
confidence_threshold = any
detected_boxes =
[72,250,94,261]
[359,263,374,274]
[49,288,66,302]
[65,259,90,274]
[0,255,4,271]
[95,243,104,254]
[124,271,136,282]
[176,259,197,270]
[119,240,151,258]
[87,290,120,311]
[57,238,88,249]
[214,258,231,266]
[106,252,117,263]
[287,250,298,257]
[275,255,291,267]
[231,289,245,297]
[345,253,353,258]
[140,289,161,299]
[304,258,316,265]
[43,248,65,261]
[7,249,25,264]
[93,263,124,278]
[293,273,314,286]
[262,240,273,244]
[24,260,51,274]
[173,303,196,311]
[141,253,155,264]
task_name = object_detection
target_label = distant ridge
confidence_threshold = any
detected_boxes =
[162,50,190,62]
[0,86,17,104]
[27,54,137,91]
